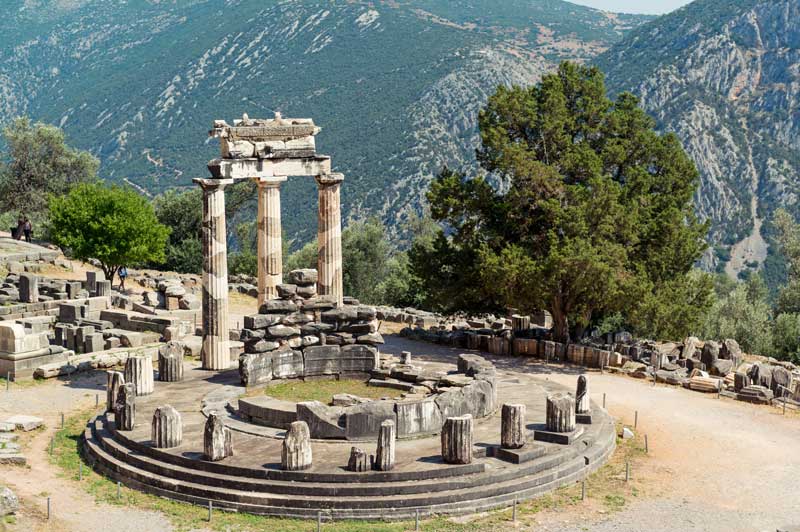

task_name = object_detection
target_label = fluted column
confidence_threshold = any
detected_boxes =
[194,178,234,370]
[255,176,287,305]
[315,173,344,305]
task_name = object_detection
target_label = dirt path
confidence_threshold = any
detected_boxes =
[0,374,172,532]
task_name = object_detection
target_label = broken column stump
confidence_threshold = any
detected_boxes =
[106,370,125,413]
[125,354,154,396]
[441,414,473,465]
[152,405,182,449]
[158,342,185,382]
[281,421,312,471]
[375,419,395,471]
[347,447,369,472]
[534,392,583,445]
[114,383,136,431]
[203,412,233,461]
[576,375,592,424]
[501,404,526,450]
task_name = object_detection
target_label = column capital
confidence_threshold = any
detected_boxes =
[315,173,344,186]
[253,175,288,187]
[193,177,234,189]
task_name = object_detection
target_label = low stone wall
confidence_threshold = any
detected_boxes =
[237,353,498,441]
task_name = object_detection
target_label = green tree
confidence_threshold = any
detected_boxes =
[412,62,709,341]
[49,183,170,284]
[0,117,99,219]
[774,208,800,314]
[702,274,773,356]
[153,188,203,273]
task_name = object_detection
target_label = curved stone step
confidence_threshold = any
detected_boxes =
[82,414,616,519]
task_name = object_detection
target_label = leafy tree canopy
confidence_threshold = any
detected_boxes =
[49,183,170,283]
[0,117,99,218]
[411,62,710,341]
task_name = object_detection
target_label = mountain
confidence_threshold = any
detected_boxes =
[598,0,800,284]
[0,0,649,245]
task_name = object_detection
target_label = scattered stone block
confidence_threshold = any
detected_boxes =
[114,383,136,431]
[106,370,125,413]
[441,414,473,464]
[152,405,182,448]
[375,419,396,471]
[203,412,233,461]
[0,487,19,516]
[501,403,526,450]
[2,415,43,432]
[296,401,345,439]
[347,447,369,472]
[281,420,312,471]
[18,273,38,303]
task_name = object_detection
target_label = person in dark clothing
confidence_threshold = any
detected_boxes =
[23,217,32,243]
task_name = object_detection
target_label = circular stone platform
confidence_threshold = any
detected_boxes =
[82,356,616,520]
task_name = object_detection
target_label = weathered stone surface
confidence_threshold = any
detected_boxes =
[114,383,136,431]
[152,405,182,449]
[400,351,412,365]
[0,486,19,516]
[347,446,369,472]
[287,269,318,286]
[737,385,774,404]
[441,415,473,465]
[203,412,233,461]
[340,344,378,374]
[259,300,299,314]
[95,280,112,297]
[435,387,470,419]
[576,375,590,414]
[332,393,369,407]
[18,273,38,303]
[158,342,184,382]
[356,332,385,345]
[267,324,301,338]
[734,371,751,392]
[375,419,395,471]
[271,348,304,379]
[106,370,125,413]
[546,393,575,433]
[296,401,345,439]
[501,404,526,450]
[239,352,272,387]
[1,415,43,432]
[701,341,720,369]
[462,379,496,417]
[395,397,443,437]
[281,421,312,471]
[748,363,774,390]
[303,345,341,376]
[772,366,792,397]
[720,338,743,367]
[124,354,154,396]
[244,314,282,329]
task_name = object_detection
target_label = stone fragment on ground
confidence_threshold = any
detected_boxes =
[1,414,43,431]
[0,486,19,516]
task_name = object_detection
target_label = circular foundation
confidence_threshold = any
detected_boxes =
[83,356,616,520]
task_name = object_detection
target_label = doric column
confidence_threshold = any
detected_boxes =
[255,176,287,305]
[194,178,234,371]
[315,173,344,305]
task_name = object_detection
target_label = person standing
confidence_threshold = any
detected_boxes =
[118,266,128,291]
[15,216,24,240]
[23,217,32,243]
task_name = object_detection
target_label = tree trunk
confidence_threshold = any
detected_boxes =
[551,308,570,344]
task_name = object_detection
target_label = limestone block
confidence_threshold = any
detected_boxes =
[463,379,496,417]
[734,371,751,392]
[271,348,304,379]
[152,405,182,449]
[441,415,473,465]
[94,280,111,297]
[546,393,575,433]
[501,404,526,450]
[340,344,378,374]
[0,323,25,353]
[19,274,38,303]
[267,325,301,338]
[239,352,272,386]
[158,342,184,382]
[395,397,443,437]
[701,341,720,369]
[86,271,105,294]
[576,375,590,414]
[287,269,318,286]
[259,300,299,314]
[281,420,312,471]
[106,370,125,412]
[203,412,233,461]
[375,419,395,471]
[124,355,154,396]
[435,387,470,420]
[347,447,369,472]
[114,383,136,431]
[303,345,341,377]
[296,401,345,439]
[84,332,105,353]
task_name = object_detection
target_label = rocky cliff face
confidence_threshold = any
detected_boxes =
[0,0,648,244]
[600,0,800,279]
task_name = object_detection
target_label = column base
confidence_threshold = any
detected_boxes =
[202,336,231,371]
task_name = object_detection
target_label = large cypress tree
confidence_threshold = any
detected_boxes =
[412,62,711,341]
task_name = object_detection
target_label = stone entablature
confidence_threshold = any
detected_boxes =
[237,353,498,441]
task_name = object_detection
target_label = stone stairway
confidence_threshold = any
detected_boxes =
[82,412,615,520]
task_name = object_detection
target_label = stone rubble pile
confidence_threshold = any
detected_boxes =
[238,269,384,386]
[134,273,201,312]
